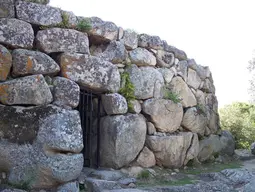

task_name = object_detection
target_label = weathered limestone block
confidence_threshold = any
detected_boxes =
[200,78,215,93]
[0,0,15,18]
[157,68,175,84]
[187,68,202,89]
[121,29,138,50]
[207,110,220,134]
[195,89,206,106]
[99,41,128,63]
[184,133,199,165]
[12,49,60,76]
[129,48,156,66]
[198,134,222,162]
[176,60,188,82]
[181,107,207,136]
[16,1,62,26]
[136,146,156,168]
[59,53,120,93]
[87,17,118,43]
[206,93,218,112]
[187,59,211,80]
[146,132,194,168]
[169,76,197,108]
[0,105,83,189]
[0,18,34,48]
[0,44,12,81]
[52,77,80,108]
[126,65,164,99]
[156,50,175,68]
[100,114,147,168]
[138,34,163,50]
[0,74,52,105]
[142,99,183,133]
[128,100,141,114]
[163,41,187,60]
[102,93,128,115]
[36,28,89,54]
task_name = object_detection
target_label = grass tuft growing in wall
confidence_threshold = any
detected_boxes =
[163,88,181,104]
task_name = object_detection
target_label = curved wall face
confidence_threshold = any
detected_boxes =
[0,0,227,189]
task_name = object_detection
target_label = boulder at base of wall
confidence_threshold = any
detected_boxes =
[136,146,156,168]
[0,74,53,105]
[219,130,235,156]
[146,132,196,168]
[0,105,83,189]
[100,114,147,169]
[59,53,120,93]
[36,28,90,54]
[0,44,12,81]
[126,64,164,99]
[142,99,183,133]
[0,18,34,49]
[12,49,60,76]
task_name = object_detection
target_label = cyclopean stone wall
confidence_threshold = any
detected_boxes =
[0,0,235,189]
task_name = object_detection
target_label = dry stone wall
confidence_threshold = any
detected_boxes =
[0,0,235,190]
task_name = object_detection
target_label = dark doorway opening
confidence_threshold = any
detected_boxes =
[76,90,101,168]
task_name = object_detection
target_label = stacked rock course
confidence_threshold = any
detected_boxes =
[0,0,234,189]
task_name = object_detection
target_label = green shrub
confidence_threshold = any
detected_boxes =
[76,18,92,32]
[219,102,255,149]
[163,88,181,104]
[119,71,135,110]
[137,170,150,179]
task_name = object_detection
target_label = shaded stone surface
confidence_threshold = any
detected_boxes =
[0,18,34,48]
[36,28,89,54]
[136,146,156,168]
[0,44,12,81]
[138,34,163,50]
[16,1,62,26]
[156,50,174,68]
[12,49,60,76]
[52,77,80,108]
[0,74,52,105]
[100,114,146,168]
[59,53,120,93]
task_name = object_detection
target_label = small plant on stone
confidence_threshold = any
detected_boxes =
[137,170,150,179]
[57,12,70,28]
[76,18,92,32]
[163,88,181,104]
[119,71,136,110]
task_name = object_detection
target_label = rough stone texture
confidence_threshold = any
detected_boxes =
[87,17,119,43]
[147,122,156,135]
[100,114,147,168]
[1,189,27,192]
[163,41,187,60]
[198,134,222,162]
[121,29,138,50]
[146,132,194,168]
[0,44,12,81]
[156,50,175,68]
[99,41,128,63]
[59,53,120,93]
[184,133,199,165]
[0,105,83,188]
[220,130,235,156]
[195,89,206,106]
[0,74,52,105]
[181,107,207,136]
[0,0,15,18]
[136,146,156,168]
[142,99,183,133]
[234,149,255,160]
[129,48,156,66]
[176,60,188,82]
[16,1,62,26]
[187,68,202,89]
[85,178,121,192]
[138,34,163,50]
[36,28,89,54]
[201,78,215,94]
[61,10,78,28]
[89,170,124,181]
[0,18,34,48]
[102,93,128,115]
[128,100,141,114]
[157,68,175,84]
[21,0,50,4]
[187,59,211,80]
[126,65,164,99]
[251,142,255,155]
[57,181,79,192]
[12,49,60,76]
[52,77,80,108]
[207,110,220,134]
[169,76,197,108]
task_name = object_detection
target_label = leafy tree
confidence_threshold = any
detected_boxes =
[219,102,255,149]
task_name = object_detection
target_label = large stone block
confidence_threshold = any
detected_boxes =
[0,44,12,81]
